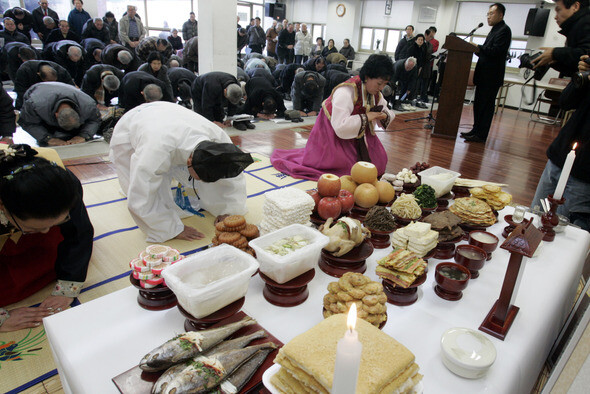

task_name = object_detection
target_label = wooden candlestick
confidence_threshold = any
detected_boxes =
[479,221,543,340]
[540,195,565,242]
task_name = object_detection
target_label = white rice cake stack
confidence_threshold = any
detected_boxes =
[405,222,438,257]
[259,187,315,235]
[391,227,409,249]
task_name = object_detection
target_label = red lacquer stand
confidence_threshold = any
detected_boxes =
[349,205,370,222]
[479,222,543,340]
[319,241,374,278]
[178,297,245,331]
[382,269,427,306]
[129,274,177,311]
[540,195,565,242]
[366,228,394,249]
[260,269,315,307]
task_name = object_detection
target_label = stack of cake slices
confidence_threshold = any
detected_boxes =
[391,222,438,257]
[271,314,422,393]
[259,187,315,235]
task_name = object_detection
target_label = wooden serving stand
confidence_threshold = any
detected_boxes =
[382,269,427,306]
[318,240,374,278]
[539,194,565,242]
[129,273,177,311]
[479,221,543,340]
[260,269,315,307]
[432,35,477,139]
[366,228,394,249]
[178,297,245,331]
[349,204,370,222]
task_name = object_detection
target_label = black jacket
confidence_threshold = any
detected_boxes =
[324,69,351,99]
[551,8,590,77]
[80,64,124,106]
[81,19,110,45]
[278,63,301,92]
[291,70,326,112]
[45,29,81,45]
[0,29,30,45]
[0,86,15,138]
[103,17,119,43]
[43,40,87,85]
[321,46,337,58]
[246,67,276,86]
[14,60,75,109]
[241,77,285,117]
[81,38,106,68]
[168,35,183,51]
[547,81,590,183]
[167,67,196,98]
[395,36,413,61]
[119,71,175,111]
[1,42,38,81]
[101,43,139,72]
[474,20,511,88]
[191,71,239,122]
[277,29,295,49]
[32,6,59,39]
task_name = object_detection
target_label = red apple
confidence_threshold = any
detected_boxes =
[306,189,321,213]
[318,197,342,220]
[317,173,341,197]
[338,190,355,213]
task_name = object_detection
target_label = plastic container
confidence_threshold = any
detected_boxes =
[440,327,496,379]
[161,244,259,318]
[418,166,461,198]
[249,224,329,284]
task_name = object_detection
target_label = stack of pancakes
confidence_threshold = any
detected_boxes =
[469,185,512,211]
[376,248,427,288]
[422,210,464,241]
[449,197,497,227]
[271,314,422,394]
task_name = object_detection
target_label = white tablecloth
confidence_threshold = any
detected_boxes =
[44,208,590,394]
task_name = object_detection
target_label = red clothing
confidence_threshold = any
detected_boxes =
[430,38,439,53]
[0,227,64,306]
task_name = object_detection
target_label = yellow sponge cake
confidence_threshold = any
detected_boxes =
[271,314,422,393]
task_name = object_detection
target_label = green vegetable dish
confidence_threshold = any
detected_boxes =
[413,184,438,208]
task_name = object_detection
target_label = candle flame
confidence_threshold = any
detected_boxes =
[573,142,578,150]
[347,303,357,330]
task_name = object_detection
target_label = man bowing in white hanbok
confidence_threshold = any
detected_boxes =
[109,101,253,242]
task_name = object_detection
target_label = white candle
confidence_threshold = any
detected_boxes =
[331,304,363,394]
[553,142,577,200]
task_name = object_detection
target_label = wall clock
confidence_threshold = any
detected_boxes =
[336,4,346,17]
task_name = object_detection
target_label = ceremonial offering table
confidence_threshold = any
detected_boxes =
[44,208,589,394]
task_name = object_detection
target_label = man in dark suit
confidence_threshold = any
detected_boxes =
[45,20,81,45]
[14,60,74,109]
[32,0,60,42]
[462,3,511,143]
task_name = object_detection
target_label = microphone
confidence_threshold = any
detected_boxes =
[465,23,484,39]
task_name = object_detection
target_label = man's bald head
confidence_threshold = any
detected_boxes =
[39,64,58,81]
[142,84,163,102]
[117,50,132,65]
[67,46,82,62]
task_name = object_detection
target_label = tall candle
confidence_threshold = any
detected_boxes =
[553,142,577,200]
[331,304,363,394]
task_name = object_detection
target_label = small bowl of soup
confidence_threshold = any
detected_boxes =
[454,245,487,279]
[435,262,471,301]
[468,231,499,261]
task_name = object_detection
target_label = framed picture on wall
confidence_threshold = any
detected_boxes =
[385,0,393,15]
[418,5,438,23]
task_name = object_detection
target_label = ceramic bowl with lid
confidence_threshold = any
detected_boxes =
[440,327,497,379]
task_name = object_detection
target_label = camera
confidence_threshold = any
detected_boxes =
[519,52,549,81]
[572,57,590,89]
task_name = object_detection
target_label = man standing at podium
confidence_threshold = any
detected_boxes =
[462,3,511,143]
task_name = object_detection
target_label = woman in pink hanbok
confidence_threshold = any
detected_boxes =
[271,54,396,180]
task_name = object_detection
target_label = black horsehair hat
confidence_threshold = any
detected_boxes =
[191,141,254,183]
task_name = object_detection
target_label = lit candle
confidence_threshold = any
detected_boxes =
[553,142,577,200]
[331,304,363,394]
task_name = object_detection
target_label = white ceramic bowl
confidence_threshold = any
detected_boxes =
[440,327,496,379]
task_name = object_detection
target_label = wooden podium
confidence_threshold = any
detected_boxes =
[432,36,477,139]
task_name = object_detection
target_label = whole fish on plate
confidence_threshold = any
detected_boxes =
[159,343,277,394]
[140,317,256,372]
[153,330,267,394]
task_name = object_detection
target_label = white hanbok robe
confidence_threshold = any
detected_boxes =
[109,102,247,242]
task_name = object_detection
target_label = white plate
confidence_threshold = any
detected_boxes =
[262,363,424,394]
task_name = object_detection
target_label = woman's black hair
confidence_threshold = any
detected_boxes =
[104,11,114,19]
[359,54,395,82]
[147,51,164,64]
[414,33,425,42]
[0,145,78,220]
[328,39,335,46]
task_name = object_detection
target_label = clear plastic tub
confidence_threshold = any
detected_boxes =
[162,244,259,318]
[418,166,461,198]
[249,224,329,284]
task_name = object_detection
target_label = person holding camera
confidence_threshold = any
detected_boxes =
[530,0,590,77]
[531,55,590,231]
[462,3,511,143]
